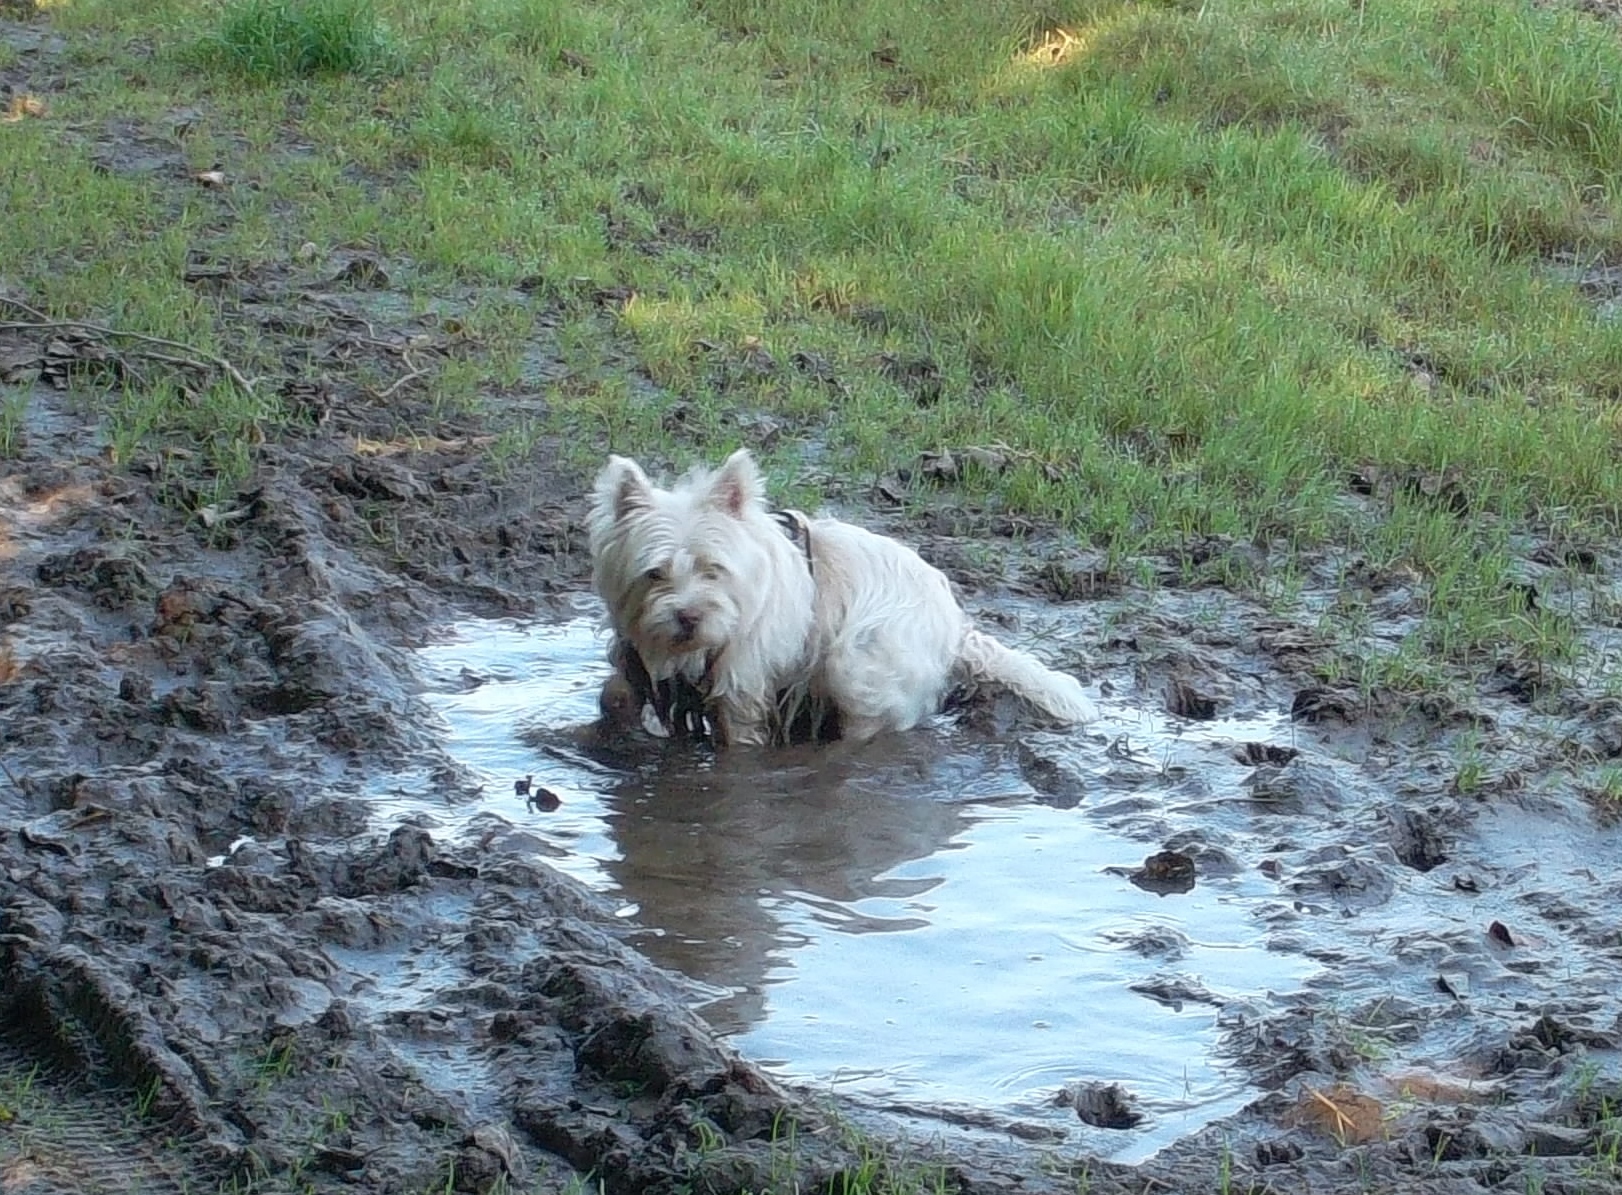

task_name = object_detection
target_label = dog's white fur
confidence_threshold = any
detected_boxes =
[588,449,1098,745]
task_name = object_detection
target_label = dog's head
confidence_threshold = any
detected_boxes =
[588,449,779,664]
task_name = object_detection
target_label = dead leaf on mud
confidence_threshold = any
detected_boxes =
[192,168,227,189]
[919,445,1060,484]
[1288,1084,1386,1144]
[2,92,47,122]
[197,502,252,530]
[0,643,23,684]
[353,435,495,457]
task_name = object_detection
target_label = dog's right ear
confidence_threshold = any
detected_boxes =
[593,455,653,523]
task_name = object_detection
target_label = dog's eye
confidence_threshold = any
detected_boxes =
[642,566,666,583]
[699,562,728,580]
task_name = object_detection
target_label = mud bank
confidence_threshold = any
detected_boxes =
[6,359,1622,1195]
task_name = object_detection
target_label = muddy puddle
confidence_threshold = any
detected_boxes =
[364,604,1326,1160]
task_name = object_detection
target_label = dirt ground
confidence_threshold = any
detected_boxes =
[5,15,1622,1195]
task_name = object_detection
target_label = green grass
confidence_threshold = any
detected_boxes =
[6,0,1622,681]
[206,0,399,79]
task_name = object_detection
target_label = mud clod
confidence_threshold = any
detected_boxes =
[1235,742,1300,767]
[1123,849,1197,895]
[1055,1081,1143,1129]
[1164,675,1219,720]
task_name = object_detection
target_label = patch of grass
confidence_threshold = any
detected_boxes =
[0,1062,39,1126]
[6,0,1622,688]
[1582,764,1622,822]
[207,0,399,79]
[1452,729,1487,795]
[251,1038,298,1090]
[0,389,25,457]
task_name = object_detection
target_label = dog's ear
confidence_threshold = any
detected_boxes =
[593,455,653,523]
[710,449,763,518]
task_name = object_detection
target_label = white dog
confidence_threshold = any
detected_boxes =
[587,449,1098,746]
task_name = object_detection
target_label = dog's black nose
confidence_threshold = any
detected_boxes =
[675,609,701,636]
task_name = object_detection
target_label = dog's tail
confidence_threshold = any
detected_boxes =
[957,629,1098,725]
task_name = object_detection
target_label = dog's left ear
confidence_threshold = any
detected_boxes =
[710,449,764,518]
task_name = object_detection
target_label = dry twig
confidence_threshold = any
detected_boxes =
[371,352,429,401]
[0,295,257,395]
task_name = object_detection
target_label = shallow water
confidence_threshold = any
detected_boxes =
[374,602,1318,1160]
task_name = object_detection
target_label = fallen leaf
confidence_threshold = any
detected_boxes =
[1288,1084,1386,1144]
[2,93,47,122]
[527,787,563,813]
[197,503,251,529]
[353,435,496,457]
[193,169,228,189]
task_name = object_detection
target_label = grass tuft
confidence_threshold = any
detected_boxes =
[208,0,399,79]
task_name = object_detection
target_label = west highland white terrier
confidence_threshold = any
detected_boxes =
[587,449,1098,746]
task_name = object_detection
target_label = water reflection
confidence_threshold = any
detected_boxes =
[591,734,1025,1031]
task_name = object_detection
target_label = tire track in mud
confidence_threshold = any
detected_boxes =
[0,1044,221,1195]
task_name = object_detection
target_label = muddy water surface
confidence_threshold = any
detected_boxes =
[379,606,1318,1160]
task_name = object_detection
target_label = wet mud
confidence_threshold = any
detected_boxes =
[6,17,1622,1194]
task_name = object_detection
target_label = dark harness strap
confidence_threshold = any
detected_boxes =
[772,508,814,577]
